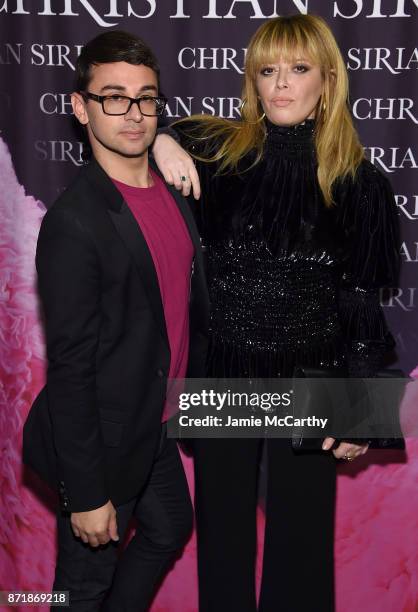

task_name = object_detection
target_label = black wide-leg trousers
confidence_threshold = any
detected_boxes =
[52,425,193,612]
[193,437,336,612]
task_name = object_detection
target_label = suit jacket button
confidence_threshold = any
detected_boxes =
[157,369,164,378]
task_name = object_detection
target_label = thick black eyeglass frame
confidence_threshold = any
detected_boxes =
[81,91,167,116]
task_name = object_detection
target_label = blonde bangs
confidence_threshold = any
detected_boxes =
[246,19,323,80]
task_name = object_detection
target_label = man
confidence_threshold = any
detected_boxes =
[23,30,208,611]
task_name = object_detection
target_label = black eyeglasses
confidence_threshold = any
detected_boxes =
[82,92,167,117]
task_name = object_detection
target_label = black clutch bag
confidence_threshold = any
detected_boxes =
[291,366,406,452]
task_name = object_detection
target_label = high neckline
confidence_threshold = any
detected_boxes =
[264,118,316,155]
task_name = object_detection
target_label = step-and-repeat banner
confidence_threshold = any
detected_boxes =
[1,2,417,611]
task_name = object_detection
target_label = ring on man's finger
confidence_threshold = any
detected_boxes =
[343,454,355,461]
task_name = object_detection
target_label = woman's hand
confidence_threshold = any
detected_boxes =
[152,133,201,199]
[322,437,369,461]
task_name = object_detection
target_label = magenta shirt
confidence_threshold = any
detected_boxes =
[112,170,194,421]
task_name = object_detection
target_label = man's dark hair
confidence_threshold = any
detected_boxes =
[76,30,160,92]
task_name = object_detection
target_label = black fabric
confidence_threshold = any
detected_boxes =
[174,119,400,379]
[193,437,336,612]
[52,429,193,612]
[23,157,209,512]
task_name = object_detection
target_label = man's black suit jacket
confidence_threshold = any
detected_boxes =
[23,158,209,513]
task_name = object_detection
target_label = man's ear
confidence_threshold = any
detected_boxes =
[71,92,89,126]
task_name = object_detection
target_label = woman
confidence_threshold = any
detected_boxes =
[153,15,399,612]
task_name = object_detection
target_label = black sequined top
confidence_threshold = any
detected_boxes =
[176,120,400,378]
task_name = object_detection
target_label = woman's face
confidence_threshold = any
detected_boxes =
[255,55,324,126]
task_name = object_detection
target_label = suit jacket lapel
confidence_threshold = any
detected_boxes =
[83,159,169,348]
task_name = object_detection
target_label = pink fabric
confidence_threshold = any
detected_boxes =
[113,171,194,421]
[1,138,418,611]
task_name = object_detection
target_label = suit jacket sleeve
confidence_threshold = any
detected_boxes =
[338,161,400,377]
[36,206,109,512]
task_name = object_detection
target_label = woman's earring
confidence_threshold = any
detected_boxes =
[241,98,266,124]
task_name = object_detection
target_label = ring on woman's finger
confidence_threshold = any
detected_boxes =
[180,175,188,182]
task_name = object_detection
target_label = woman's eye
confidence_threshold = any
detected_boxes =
[110,95,124,101]
[260,67,275,76]
[294,64,309,73]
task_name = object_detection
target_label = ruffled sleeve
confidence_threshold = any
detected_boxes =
[337,161,400,376]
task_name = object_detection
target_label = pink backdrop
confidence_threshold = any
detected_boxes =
[1,136,418,611]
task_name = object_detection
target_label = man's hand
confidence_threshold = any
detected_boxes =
[152,133,201,199]
[71,500,119,547]
[322,437,369,461]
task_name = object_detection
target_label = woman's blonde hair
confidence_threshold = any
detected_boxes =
[176,14,364,206]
